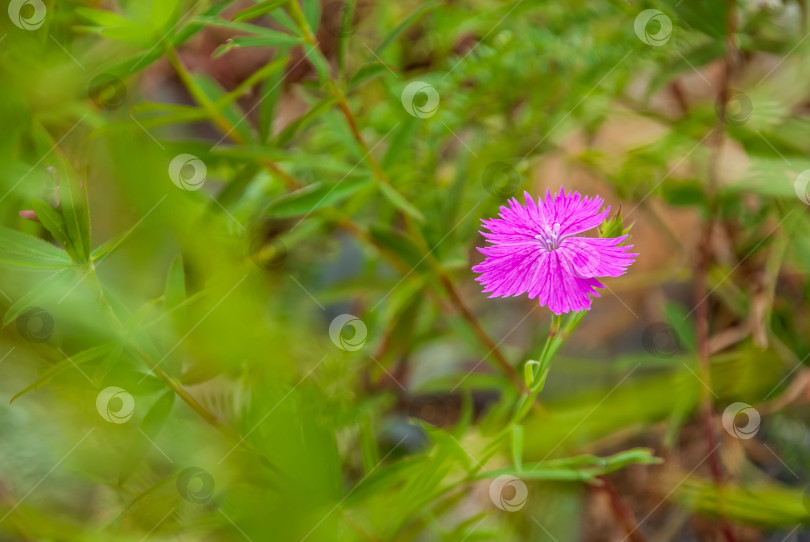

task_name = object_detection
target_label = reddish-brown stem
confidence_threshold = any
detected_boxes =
[594,476,648,542]
[439,274,526,391]
[692,2,737,541]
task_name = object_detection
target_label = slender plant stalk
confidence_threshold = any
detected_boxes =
[165,46,300,190]
[694,2,737,541]
[83,259,285,476]
[284,0,524,390]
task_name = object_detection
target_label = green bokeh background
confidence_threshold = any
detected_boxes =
[1,1,809,540]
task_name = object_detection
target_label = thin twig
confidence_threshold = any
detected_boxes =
[594,476,648,542]
[693,2,737,540]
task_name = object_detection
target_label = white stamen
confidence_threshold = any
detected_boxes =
[535,222,563,250]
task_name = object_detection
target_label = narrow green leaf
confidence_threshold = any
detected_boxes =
[303,44,332,83]
[277,96,337,146]
[91,201,160,264]
[30,199,71,250]
[267,8,299,34]
[164,256,186,310]
[216,56,288,109]
[213,34,303,58]
[303,0,322,33]
[511,424,524,472]
[664,302,697,352]
[3,268,73,325]
[379,182,425,221]
[91,343,124,387]
[233,0,288,22]
[193,15,299,41]
[266,177,372,217]
[0,226,74,270]
[119,390,176,484]
[59,160,91,263]
[192,73,256,143]
[349,62,395,90]
[358,414,379,475]
[380,118,418,170]
[11,343,116,403]
[259,63,286,143]
[375,0,443,55]
[368,226,425,271]
[212,145,294,163]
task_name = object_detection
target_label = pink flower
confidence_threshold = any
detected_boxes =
[472,188,636,315]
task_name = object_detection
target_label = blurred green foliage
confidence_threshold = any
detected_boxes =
[1,0,810,540]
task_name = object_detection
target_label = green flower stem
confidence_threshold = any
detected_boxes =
[510,311,586,425]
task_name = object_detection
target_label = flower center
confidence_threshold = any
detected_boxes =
[535,222,562,250]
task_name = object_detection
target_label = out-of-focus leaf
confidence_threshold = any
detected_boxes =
[380,118,418,170]
[727,155,810,199]
[11,343,117,403]
[90,198,163,264]
[259,62,286,143]
[164,256,185,310]
[661,181,707,207]
[476,448,661,482]
[369,226,425,271]
[265,177,372,217]
[0,226,74,270]
[233,0,288,22]
[119,389,175,484]
[375,0,443,55]
[511,424,524,471]
[30,199,70,250]
[277,96,337,146]
[3,268,73,325]
[213,34,303,58]
[59,160,91,263]
[349,62,394,90]
[303,0,322,33]
[194,15,300,41]
[212,145,294,162]
[303,44,332,83]
[676,477,809,528]
[91,343,124,387]
[663,302,697,352]
[216,56,289,109]
[379,182,425,221]
[192,73,255,143]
